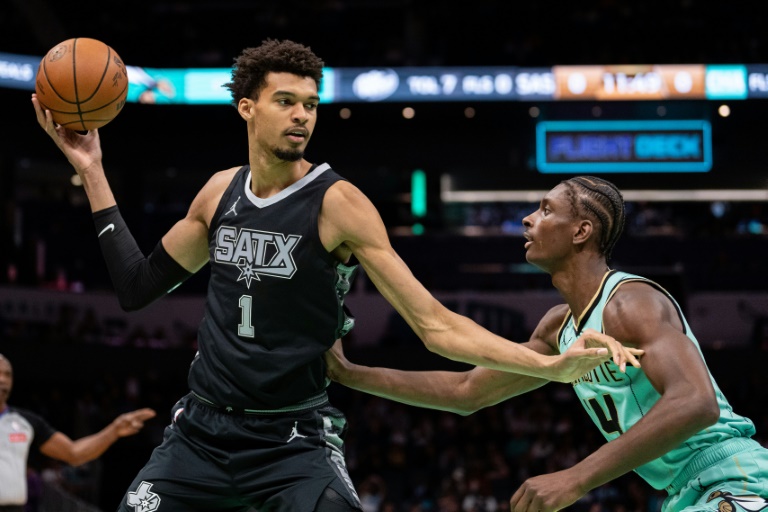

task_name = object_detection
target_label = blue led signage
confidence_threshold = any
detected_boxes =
[536,120,712,173]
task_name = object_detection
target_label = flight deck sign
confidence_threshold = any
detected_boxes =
[536,120,712,173]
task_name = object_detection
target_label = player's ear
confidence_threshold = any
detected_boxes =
[573,219,594,246]
[237,98,254,121]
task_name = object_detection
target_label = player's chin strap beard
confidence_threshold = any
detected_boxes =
[272,146,304,162]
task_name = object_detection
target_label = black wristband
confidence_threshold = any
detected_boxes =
[93,206,193,311]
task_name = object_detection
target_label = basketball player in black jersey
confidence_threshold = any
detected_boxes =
[32,39,640,511]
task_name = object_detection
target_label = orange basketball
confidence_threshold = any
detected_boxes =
[35,38,128,131]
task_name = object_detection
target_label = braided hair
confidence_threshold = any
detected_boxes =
[561,176,626,262]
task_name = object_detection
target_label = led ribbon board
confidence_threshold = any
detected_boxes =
[536,120,712,173]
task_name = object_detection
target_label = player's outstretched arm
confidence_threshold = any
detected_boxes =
[321,182,639,382]
[325,307,571,414]
[39,408,156,467]
[326,339,548,415]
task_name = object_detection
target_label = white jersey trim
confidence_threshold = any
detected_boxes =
[244,163,331,208]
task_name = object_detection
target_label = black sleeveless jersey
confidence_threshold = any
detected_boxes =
[188,163,357,409]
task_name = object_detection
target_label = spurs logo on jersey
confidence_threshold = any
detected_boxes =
[126,481,161,512]
[214,226,301,288]
[707,490,768,512]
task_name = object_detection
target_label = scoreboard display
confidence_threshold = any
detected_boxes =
[0,48,763,103]
[553,65,707,101]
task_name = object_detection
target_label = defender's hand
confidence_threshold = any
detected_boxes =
[324,339,351,383]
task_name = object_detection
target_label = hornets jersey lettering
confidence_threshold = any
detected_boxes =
[558,270,756,491]
[188,163,357,410]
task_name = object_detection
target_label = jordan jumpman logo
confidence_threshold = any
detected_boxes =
[286,421,307,443]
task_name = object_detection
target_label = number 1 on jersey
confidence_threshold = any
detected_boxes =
[238,295,255,338]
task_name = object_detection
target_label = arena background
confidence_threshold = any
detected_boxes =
[1,2,768,511]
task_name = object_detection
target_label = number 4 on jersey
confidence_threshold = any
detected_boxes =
[587,394,624,435]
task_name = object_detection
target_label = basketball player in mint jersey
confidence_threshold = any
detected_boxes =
[33,38,640,511]
[326,177,768,512]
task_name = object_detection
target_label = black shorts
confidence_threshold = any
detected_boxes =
[116,392,361,512]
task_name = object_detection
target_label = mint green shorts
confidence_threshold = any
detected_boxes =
[663,439,768,512]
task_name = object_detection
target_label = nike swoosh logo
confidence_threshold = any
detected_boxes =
[98,223,115,237]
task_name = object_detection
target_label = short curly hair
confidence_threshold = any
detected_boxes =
[224,39,324,104]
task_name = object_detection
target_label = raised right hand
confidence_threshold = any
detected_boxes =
[32,93,103,174]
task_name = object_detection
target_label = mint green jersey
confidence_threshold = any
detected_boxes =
[558,270,757,491]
